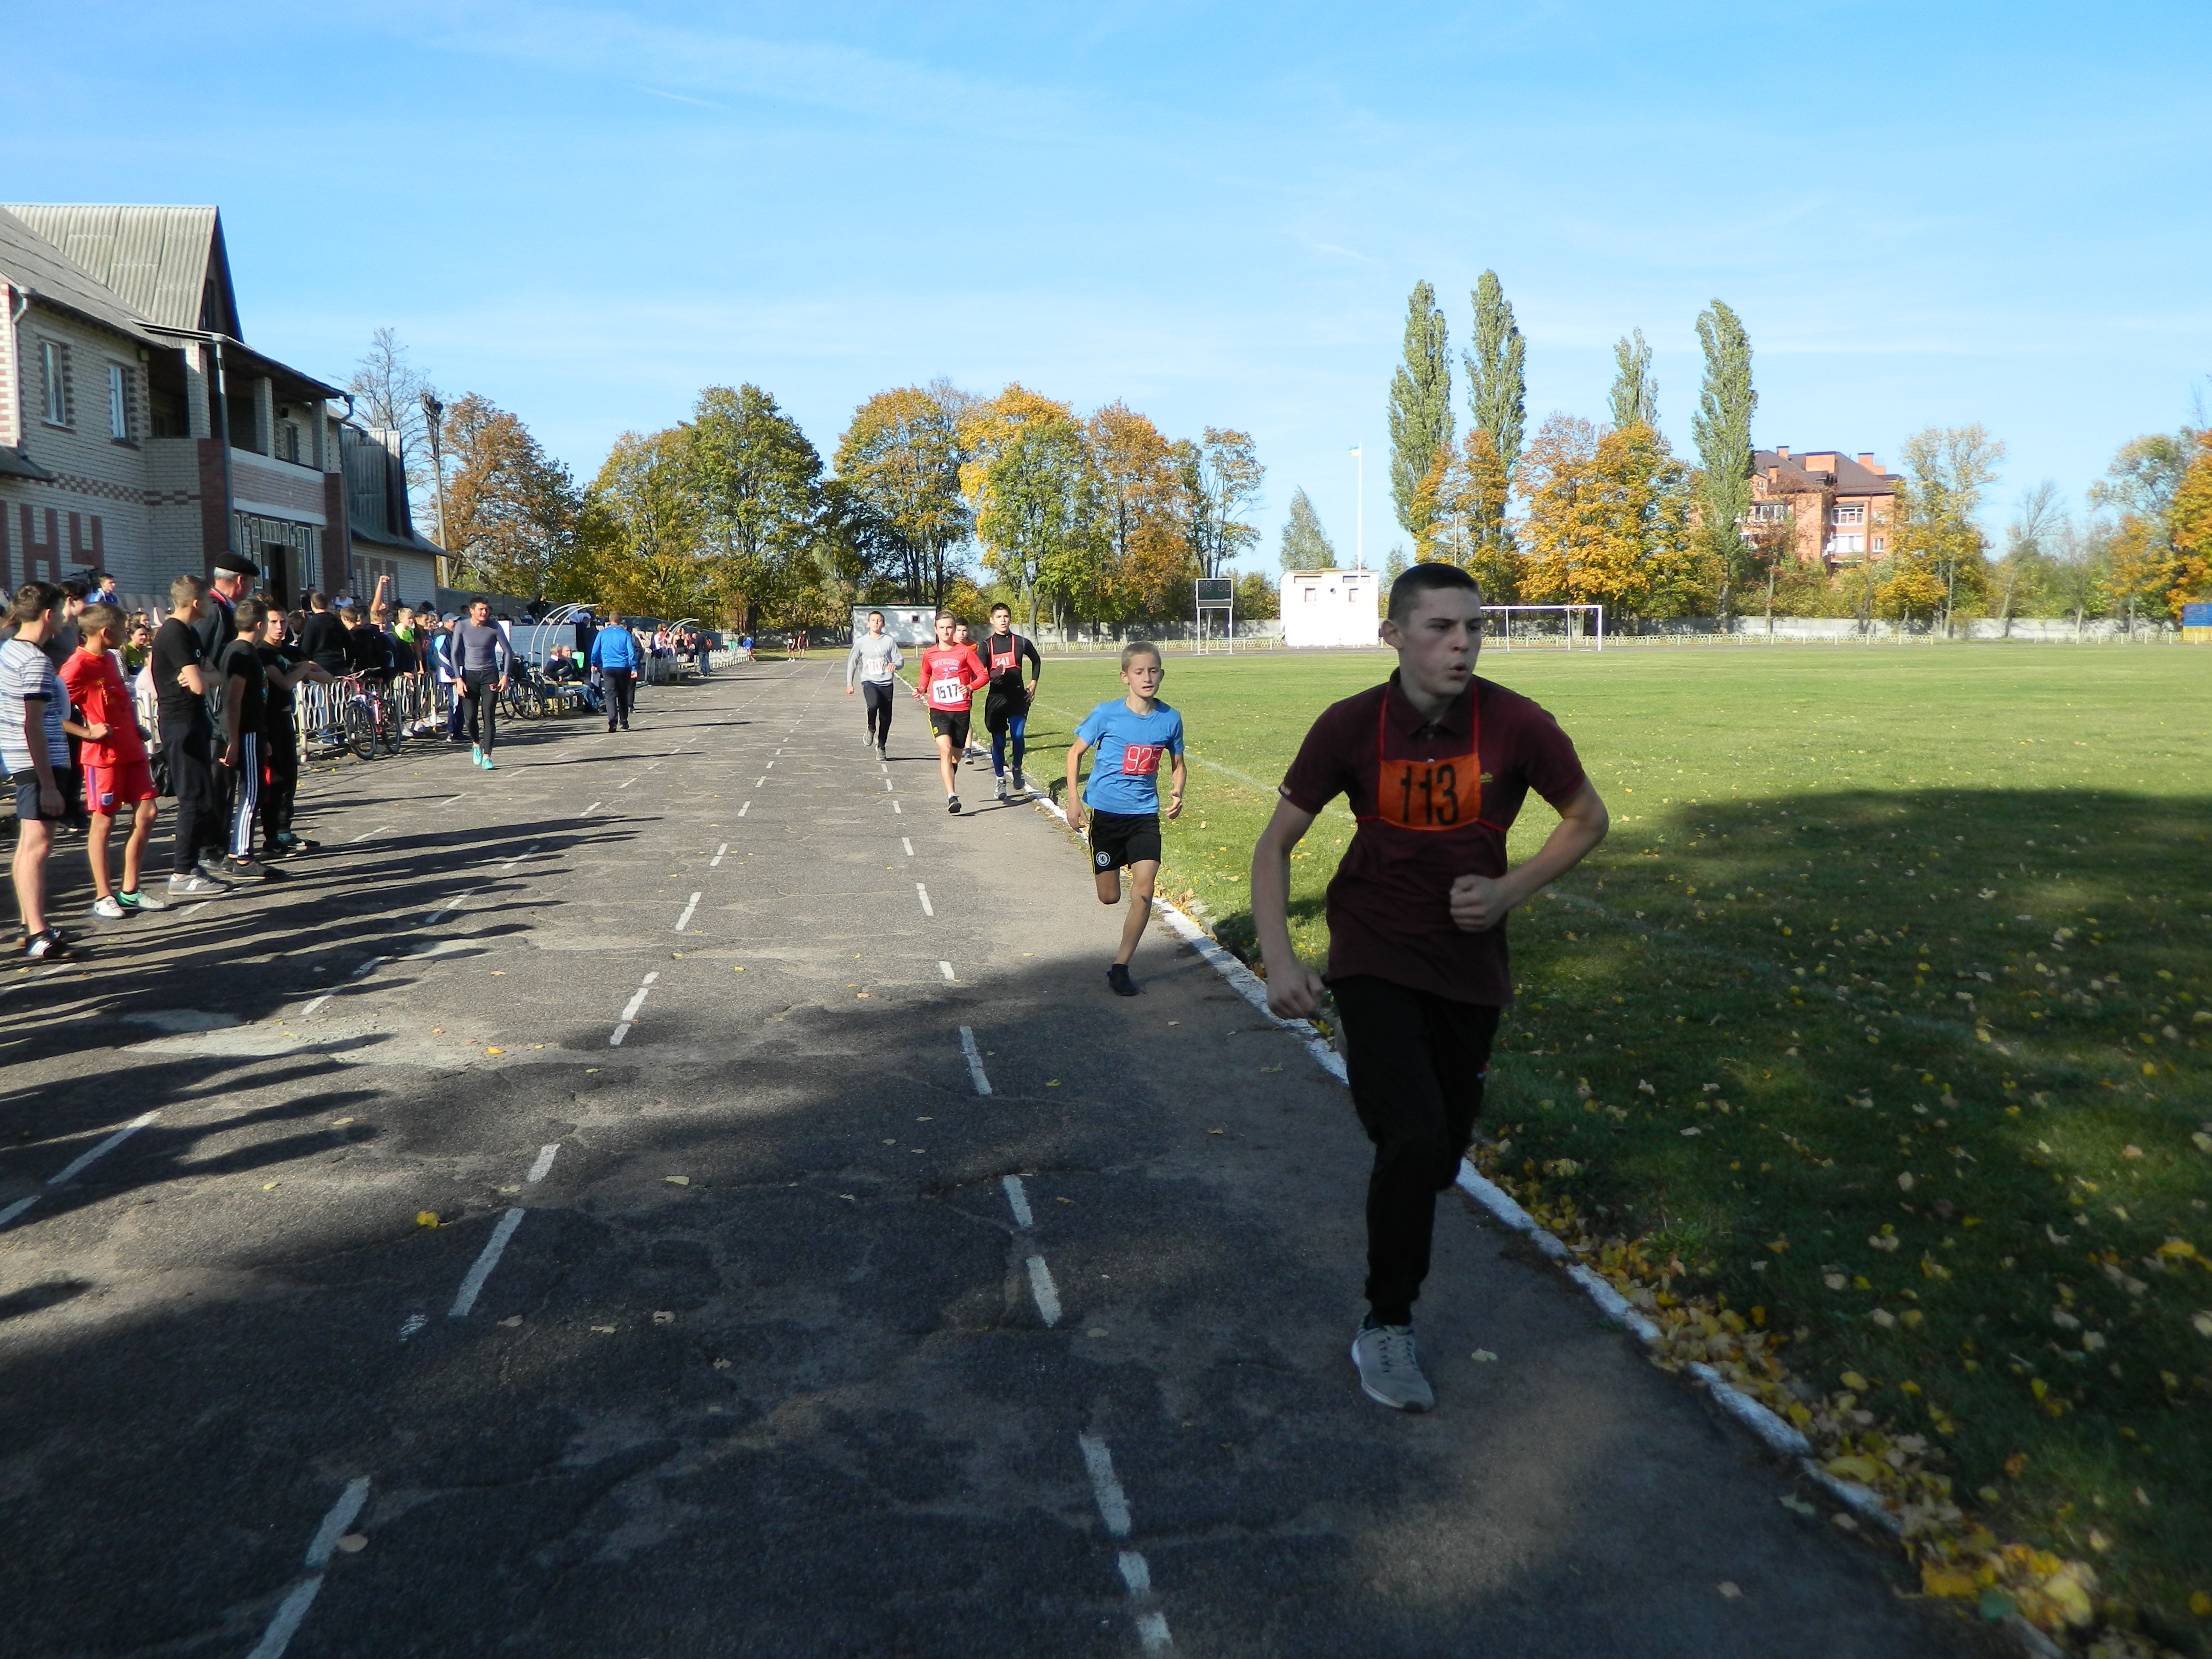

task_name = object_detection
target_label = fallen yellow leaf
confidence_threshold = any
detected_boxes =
[486,1047,504,1055]
[2189,1590,2211,1617]
[416,1211,440,1228]
[1920,1563,1978,1599]
[664,1175,691,1186]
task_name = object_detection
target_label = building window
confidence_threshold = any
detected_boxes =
[1833,503,1866,527]
[1826,534,1866,556]
[40,339,71,427]
[1871,536,1887,555]
[108,363,134,442]
[1749,502,1789,523]
[278,421,302,463]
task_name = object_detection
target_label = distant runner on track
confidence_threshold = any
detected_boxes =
[913,613,987,813]
[978,602,1042,799]
[1066,641,1184,997]
[845,609,903,759]
[1249,562,1609,1415]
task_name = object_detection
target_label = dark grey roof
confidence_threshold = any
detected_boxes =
[347,520,445,557]
[1,203,237,335]
[0,205,167,347]
[0,444,57,482]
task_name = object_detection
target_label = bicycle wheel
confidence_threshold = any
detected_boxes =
[375,701,403,757]
[343,700,376,761]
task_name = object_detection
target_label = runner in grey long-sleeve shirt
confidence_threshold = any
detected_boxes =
[452,602,512,769]
[845,611,904,757]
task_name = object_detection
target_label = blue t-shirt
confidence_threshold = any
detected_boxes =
[1077,698,1184,816]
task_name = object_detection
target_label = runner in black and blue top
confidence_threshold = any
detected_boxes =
[1065,640,1187,997]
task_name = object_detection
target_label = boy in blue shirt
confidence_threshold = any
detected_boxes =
[1066,641,1186,996]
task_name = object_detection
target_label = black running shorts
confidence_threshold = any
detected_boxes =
[930,709,971,747]
[1088,808,1161,872]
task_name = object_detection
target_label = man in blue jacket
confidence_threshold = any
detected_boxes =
[588,611,641,732]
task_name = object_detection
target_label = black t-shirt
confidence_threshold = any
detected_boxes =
[258,643,307,727]
[296,611,350,673]
[346,623,391,677]
[221,638,267,741]
[151,618,210,739]
[193,593,238,658]
[980,631,1040,697]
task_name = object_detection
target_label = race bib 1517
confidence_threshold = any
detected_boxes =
[930,677,966,705]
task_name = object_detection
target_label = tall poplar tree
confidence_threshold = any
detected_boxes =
[1691,300,1757,619]
[1278,487,1337,569]
[1463,271,1527,486]
[1608,329,1658,430]
[1387,281,1453,535]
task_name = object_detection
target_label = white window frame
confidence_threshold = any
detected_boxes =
[108,361,133,442]
[1833,503,1866,527]
[40,338,70,427]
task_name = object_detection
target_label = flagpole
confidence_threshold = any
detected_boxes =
[1351,444,1364,570]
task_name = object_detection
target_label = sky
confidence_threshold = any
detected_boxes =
[9,1,2208,569]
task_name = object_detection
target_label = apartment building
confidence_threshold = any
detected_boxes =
[0,201,441,612]
[1746,446,1901,568]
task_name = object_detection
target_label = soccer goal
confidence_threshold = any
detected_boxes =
[1480,604,1605,651]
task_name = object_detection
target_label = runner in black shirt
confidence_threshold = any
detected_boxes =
[979,602,1043,799]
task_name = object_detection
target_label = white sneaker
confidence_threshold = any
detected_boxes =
[994,775,1007,800]
[1351,1320,1434,1412]
[91,895,127,920]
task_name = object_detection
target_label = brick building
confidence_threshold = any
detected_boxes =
[1746,446,1902,569]
[0,201,442,613]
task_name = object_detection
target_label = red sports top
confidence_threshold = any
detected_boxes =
[1279,673,1587,1006]
[917,645,988,713]
[58,648,148,769]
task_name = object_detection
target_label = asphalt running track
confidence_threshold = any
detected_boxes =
[0,663,1970,1658]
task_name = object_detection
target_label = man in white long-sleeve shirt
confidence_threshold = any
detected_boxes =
[844,611,903,759]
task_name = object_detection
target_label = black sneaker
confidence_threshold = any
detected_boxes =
[224,856,275,881]
[947,795,961,815]
[1107,963,1139,997]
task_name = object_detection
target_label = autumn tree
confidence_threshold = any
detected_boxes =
[975,414,1103,634]
[574,427,716,620]
[688,384,823,628]
[1409,429,1515,601]
[1388,281,1453,536]
[1607,329,1658,431]
[1516,414,1706,620]
[833,383,971,605]
[1278,487,1337,569]
[1087,401,1192,621]
[1175,427,1264,578]
[2165,429,2212,612]
[437,393,580,597]
[1877,424,2004,631]
[1691,299,1756,621]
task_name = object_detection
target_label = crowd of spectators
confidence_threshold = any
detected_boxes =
[2,558,721,961]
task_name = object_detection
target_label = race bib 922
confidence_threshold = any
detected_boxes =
[1120,742,1163,776]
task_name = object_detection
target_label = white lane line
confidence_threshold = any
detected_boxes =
[710,843,728,866]
[349,956,388,981]
[915,883,933,917]
[527,1143,560,1183]
[959,1026,991,1095]
[42,1110,162,1189]
[1075,1435,1175,1652]
[497,839,541,872]
[1078,1435,1132,1536]
[1026,1256,1062,1327]
[180,901,210,917]
[242,1475,371,1659]
[300,992,335,1016]
[764,760,775,769]
[449,1208,526,1317]
[610,970,658,1046]
[618,777,638,789]
[1001,1174,1033,1228]
[397,1312,427,1340]
[438,794,466,807]
[673,891,702,932]
[882,778,892,792]
[891,800,902,814]
[349,825,390,844]
[901,838,914,857]
[424,890,478,925]
[582,801,603,816]
[939,960,956,982]
[755,777,765,787]
[737,802,750,817]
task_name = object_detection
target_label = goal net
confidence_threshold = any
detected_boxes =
[1480,604,1606,651]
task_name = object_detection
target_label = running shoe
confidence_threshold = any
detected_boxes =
[224,856,275,881]
[1107,963,1140,997]
[1012,768,1027,793]
[167,873,229,898]
[479,752,496,770]
[195,856,233,883]
[117,888,168,912]
[471,742,484,765]
[90,895,127,920]
[947,794,961,814]
[23,930,70,961]
[994,775,1008,801]
[1350,1317,1434,1412]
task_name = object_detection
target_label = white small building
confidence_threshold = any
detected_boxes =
[852,604,938,647]
[1279,568,1378,648]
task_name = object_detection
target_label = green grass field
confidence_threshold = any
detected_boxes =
[1027,644,2211,1645]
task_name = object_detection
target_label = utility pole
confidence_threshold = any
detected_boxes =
[421,391,450,590]
[1350,443,1364,569]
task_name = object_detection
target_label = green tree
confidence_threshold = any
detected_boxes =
[1387,281,1453,536]
[1990,481,2064,628]
[573,427,714,620]
[1233,569,1279,621]
[1608,329,1658,431]
[1464,271,1526,488]
[1879,424,2005,631]
[1691,299,1757,621]
[975,414,1103,635]
[687,384,823,627]
[1278,486,1337,569]
[1175,427,1265,578]
[833,382,971,605]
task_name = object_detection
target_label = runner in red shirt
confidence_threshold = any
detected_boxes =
[1249,563,1609,1413]
[911,613,988,813]
[59,603,167,919]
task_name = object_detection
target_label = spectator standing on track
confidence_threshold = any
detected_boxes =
[978,602,1043,799]
[589,610,640,732]
[1066,642,1185,997]
[913,612,987,813]
[60,602,166,918]
[123,620,153,672]
[4,582,80,957]
[296,590,350,674]
[450,600,512,768]
[255,607,332,858]
[1249,563,1609,1414]
[188,552,256,873]
[216,595,274,881]
[427,613,465,742]
[844,609,903,758]
[151,576,228,899]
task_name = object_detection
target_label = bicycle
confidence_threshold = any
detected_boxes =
[336,673,403,760]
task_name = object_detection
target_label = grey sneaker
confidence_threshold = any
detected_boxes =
[168,874,229,898]
[90,895,128,920]
[195,857,233,883]
[224,857,274,881]
[117,888,168,912]
[1351,1320,1434,1412]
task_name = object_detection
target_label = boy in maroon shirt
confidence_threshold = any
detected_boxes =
[1250,564,1609,1411]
